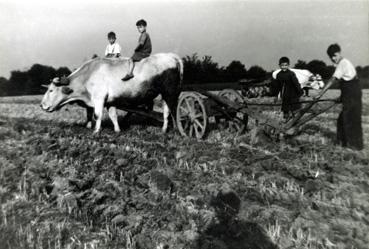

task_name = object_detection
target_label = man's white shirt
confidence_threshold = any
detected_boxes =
[333,58,357,81]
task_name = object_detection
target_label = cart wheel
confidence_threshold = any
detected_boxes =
[218,89,248,134]
[176,92,207,139]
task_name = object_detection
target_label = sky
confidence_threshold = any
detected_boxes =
[0,0,368,78]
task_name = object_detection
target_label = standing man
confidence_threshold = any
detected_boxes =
[317,43,363,150]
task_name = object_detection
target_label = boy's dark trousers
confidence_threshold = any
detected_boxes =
[281,97,301,116]
[337,78,363,150]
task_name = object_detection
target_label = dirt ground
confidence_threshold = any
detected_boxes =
[0,90,368,249]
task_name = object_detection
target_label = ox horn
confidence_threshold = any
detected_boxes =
[51,77,60,83]
[51,76,69,86]
[51,77,61,86]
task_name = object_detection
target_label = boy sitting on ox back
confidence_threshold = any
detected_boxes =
[122,19,152,81]
[105,31,121,58]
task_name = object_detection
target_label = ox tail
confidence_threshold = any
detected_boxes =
[173,54,184,87]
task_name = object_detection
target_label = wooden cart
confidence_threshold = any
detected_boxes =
[175,85,339,139]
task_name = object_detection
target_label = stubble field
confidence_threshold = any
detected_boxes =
[0,90,368,249]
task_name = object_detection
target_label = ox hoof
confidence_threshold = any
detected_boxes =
[114,129,121,133]
[86,122,92,129]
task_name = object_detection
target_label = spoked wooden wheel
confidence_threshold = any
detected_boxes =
[218,89,248,134]
[176,92,208,139]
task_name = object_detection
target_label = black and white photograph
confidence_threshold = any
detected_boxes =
[0,0,368,248]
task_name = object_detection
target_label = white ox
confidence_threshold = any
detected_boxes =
[272,69,324,90]
[41,53,183,133]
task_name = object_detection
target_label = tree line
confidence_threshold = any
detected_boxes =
[1,54,369,96]
[0,64,71,96]
[183,54,369,87]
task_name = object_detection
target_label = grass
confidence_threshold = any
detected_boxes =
[0,90,368,249]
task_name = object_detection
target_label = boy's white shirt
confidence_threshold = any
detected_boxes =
[272,68,312,83]
[105,43,122,56]
[333,58,357,81]
[272,68,324,89]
